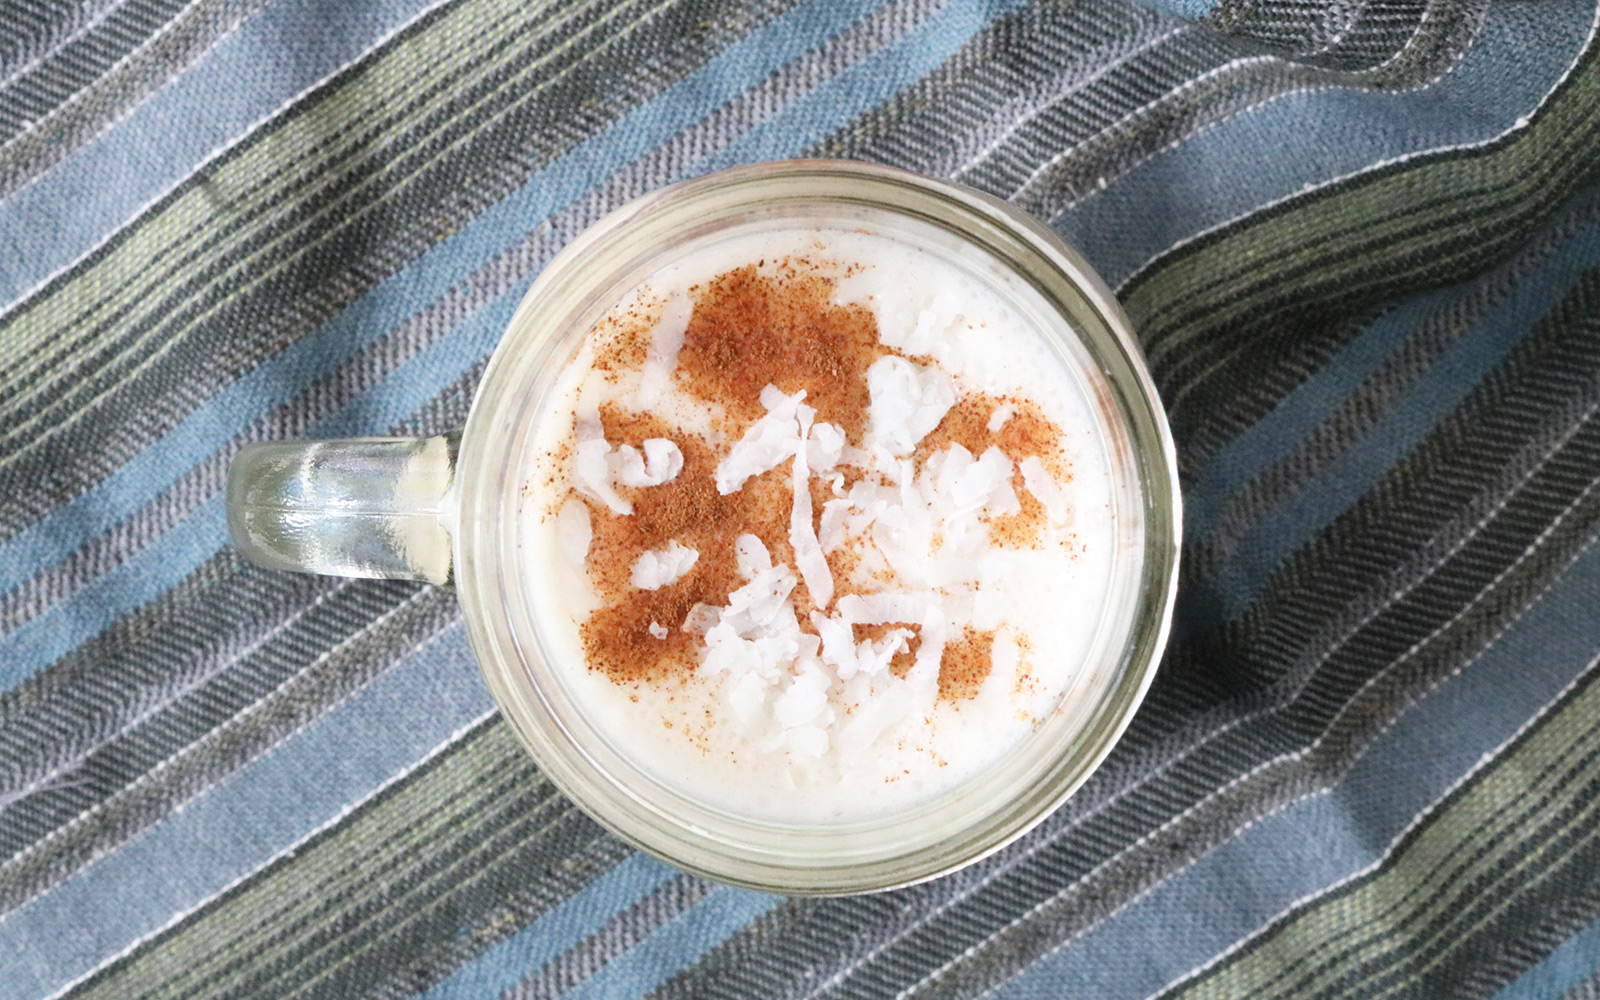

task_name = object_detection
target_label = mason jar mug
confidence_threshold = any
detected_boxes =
[226,160,1181,895]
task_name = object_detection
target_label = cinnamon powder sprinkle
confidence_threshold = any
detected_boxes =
[579,404,797,683]
[569,258,1053,702]
[853,622,921,677]
[939,627,996,702]
[917,392,1068,549]
[591,296,663,376]
[675,263,890,441]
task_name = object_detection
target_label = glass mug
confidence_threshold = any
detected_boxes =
[227,160,1180,895]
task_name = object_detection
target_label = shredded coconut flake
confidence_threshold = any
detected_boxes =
[865,356,955,455]
[716,387,808,494]
[1020,456,1071,525]
[626,293,691,409]
[941,445,1014,518]
[807,421,845,471]
[722,561,798,634]
[775,668,829,728]
[556,497,592,566]
[790,406,835,609]
[786,725,829,757]
[810,611,858,678]
[857,628,912,679]
[682,603,721,635]
[574,432,682,515]
[735,533,772,579]
[575,439,632,515]
[837,591,937,626]
[631,540,699,590]
[723,665,768,727]
[818,498,851,553]
[614,438,683,487]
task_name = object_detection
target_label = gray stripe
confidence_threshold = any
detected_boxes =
[818,1,1178,181]
[499,875,716,1000]
[0,0,271,203]
[0,0,121,80]
[0,0,197,142]
[1565,962,1600,1000]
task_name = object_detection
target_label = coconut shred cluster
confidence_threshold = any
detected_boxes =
[548,256,1074,765]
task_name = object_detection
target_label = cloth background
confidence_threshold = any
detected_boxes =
[2,0,1599,997]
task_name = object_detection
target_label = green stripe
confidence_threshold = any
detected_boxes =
[64,718,625,1000]
[1164,651,1600,1000]
[1122,41,1600,415]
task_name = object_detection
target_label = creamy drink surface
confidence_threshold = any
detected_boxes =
[519,227,1117,824]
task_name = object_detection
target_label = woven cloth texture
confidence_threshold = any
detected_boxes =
[2,0,1600,997]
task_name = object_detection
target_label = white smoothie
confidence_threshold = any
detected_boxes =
[518,227,1118,824]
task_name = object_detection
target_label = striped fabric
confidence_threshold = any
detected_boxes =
[1,0,1598,996]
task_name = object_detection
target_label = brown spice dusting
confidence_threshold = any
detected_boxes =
[938,627,996,702]
[916,393,1061,468]
[988,488,1049,550]
[1012,634,1037,697]
[675,263,890,441]
[916,392,1068,549]
[579,402,818,683]
[808,476,835,539]
[567,255,1065,705]
[591,295,663,375]
[825,544,861,597]
[853,622,922,676]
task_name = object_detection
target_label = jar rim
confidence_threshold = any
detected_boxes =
[455,160,1181,895]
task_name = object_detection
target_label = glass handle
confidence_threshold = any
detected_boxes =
[226,432,459,585]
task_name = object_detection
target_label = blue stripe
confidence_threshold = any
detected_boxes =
[985,538,1600,999]
[698,0,1033,173]
[1188,193,1600,630]
[411,853,681,1000]
[1139,0,1213,17]
[554,887,781,1000]
[1488,912,1600,1000]
[0,624,496,1000]
[0,0,1015,690]
[1057,0,1594,289]
[1178,286,1458,536]
[0,0,450,309]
